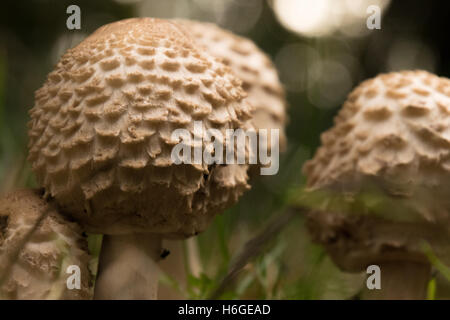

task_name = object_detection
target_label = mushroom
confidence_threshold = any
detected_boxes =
[158,20,288,299]
[302,70,450,299]
[176,19,288,153]
[27,18,253,299]
[0,189,92,299]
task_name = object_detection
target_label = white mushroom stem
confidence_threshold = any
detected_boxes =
[363,261,431,300]
[158,240,186,299]
[94,233,162,300]
[187,237,203,277]
[158,238,203,299]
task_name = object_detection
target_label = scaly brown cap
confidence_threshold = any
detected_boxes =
[0,189,92,299]
[176,19,287,152]
[28,18,252,236]
[302,70,450,271]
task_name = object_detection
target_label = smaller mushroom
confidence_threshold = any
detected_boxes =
[303,70,450,299]
[0,189,92,300]
[177,19,288,154]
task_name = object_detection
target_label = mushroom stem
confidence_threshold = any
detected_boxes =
[158,238,203,299]
[158,240,186,299]
[187,237,203,277]
[94,233,162,300]
[362,261,431,300]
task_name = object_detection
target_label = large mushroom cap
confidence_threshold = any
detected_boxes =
[0,189,92,300]
[176,20,287,152]
[302,70,450,271]
[28,18,253,237]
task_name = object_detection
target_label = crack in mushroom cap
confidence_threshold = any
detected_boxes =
[0,189,92,300]
[176,19,287,152]
[27,18,253,237]
[302,71,450,269]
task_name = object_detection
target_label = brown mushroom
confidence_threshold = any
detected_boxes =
[302,70,450,299]
[157,20,288,299]
[0,189,92,299]
[27,18,253,299]
[177,19,288,154]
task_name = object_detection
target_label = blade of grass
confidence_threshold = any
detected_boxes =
[209,207,303,299]
[422,242,450,282]
[427,276,437,300]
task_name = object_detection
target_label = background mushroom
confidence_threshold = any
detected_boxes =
[159,19,288,299]
[177,19,288,153]
[0,189,92,300]
[302,70,450,299]
[27,18,253,299]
